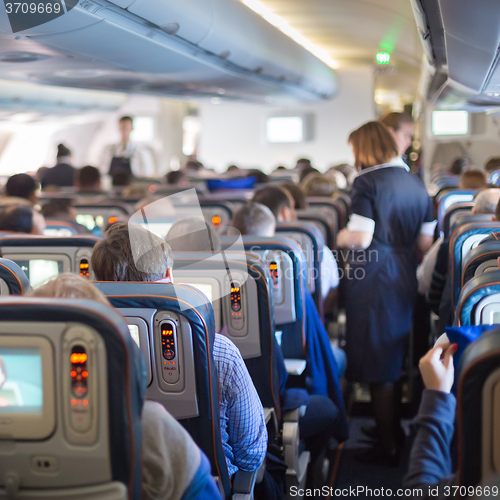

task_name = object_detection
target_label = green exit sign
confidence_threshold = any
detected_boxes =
[376,52,391,65]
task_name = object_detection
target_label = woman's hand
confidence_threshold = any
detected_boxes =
[419,343,458,393]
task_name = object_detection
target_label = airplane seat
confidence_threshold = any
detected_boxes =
[457,326,500,487]
[296,209,337,250]
[443,202,473,238]
[199,200,234,231]
[73,203,132,234]
[0,236,100,285]
[462,242,500,287]
[220,235,307,361]
[0,298,145,500]
[490,170,500,186]
[455,271,500,327]
[276,221,324,317]
[437,190,477,235]
[448,214,494,241]
[307,197,346,231]
[449,222,500,307]
[93,281,252,500]
[0,258,30,296]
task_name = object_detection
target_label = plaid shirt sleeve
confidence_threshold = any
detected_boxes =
[213,334,267,475]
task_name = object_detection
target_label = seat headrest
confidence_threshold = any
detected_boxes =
[0,235,100,247]
[0,258,30,295]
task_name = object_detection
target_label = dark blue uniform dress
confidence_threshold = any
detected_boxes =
[345,162,433,383]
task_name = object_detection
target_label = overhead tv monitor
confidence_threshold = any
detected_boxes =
[0,336,55,439]
[267,116,304,143]
[431,110,469,137]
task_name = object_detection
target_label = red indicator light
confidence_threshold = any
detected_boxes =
[70,370,77,377]
[71,399,76,405]
[71,353,87,364]
[212,215,222,226]
[83,400,88,406]
[108,216,117,224]
[82,371,88,378]
[149,184,157,193]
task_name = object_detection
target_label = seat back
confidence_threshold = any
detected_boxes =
[456,271,500,326]
[74,203,131,233]
[173,252,281,419]
[307,196,346,230]
[448,214,495,241]
[457,327,500,487]
[276,221,324,313]
[44,221,82,237]
[0,236,99,287]
[296,208,337,250]
[0,258,30,296]
[449,222,500,306]
[437,190,477,234]
[462,242,500,288]
[443,202,473,238]
[221,236,307,360]
[0,298,144,500]
[93,282,231,499]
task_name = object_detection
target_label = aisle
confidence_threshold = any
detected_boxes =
[326,417,414,499]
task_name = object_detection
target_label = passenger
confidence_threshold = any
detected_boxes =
[91,222,267,479]
[29,273,222,500]
[458,169,487,190]
[295,158,312,171]
[0,205,45,235]
[380,112,414,158]
[41,144,76,189]
[403,343,458,498]
[226,164,240,173]
[232,201,348,434]
[112,171,133,188]
[449,156,474,176]
[76,165,102,192]
[328,163,357,186]
[165,170,189,187]
[337,121,435,465]
[302,173,337,197]
[485,157,500,175]
[0,173,39,207]
[280,183,308,210]
[176,209,343,487]
[40,199,89,234]
[299,166,319,183]
[427,189,500,329]
[101,116,155,178]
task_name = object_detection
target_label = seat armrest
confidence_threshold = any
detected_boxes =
[283,405,306,422]
[233,470,257,495]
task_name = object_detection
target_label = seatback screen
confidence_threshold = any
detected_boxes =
[493,312,500,324]
[128,325,140,347]
[188,283,213,304]
[17,260,63,288]
[0,348,42,413]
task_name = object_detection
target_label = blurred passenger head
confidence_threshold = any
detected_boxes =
[56,143,71,161]
[247,169,269,184]
[303,173,337,197]
[485,157,500,174]
[295,158,312,170]
[165,170,188,187]
[184,160,203,172]
[459,169,487,190]
[166,217,220,253]
[379,112,413,156]
[77,166,101,192]
[472,189,500,216]
[274,165,287,171]
[36,166,48,182]
[92,221,173,282]
[348,121,398,170]
[252,186,293,222]
[0,205,45,235]
[5,173,39,204]
[449,156,474,176]
[41,198,76,221]
[226,165,239,173]
[281,183,308,210]
[299,166,319,183]
[232,202,276,237]
[112,172,132,187]
[118,116,134,143]
[30,273,110,305]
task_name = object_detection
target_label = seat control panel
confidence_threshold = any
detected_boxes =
[160,320,179,384]
[69,345,92,433]
[230,282,245,331]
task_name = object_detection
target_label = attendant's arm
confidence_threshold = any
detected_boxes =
[404,344,458,495]
[337,213,374,250]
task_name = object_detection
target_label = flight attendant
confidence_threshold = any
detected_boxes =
[337,121,435,465]
[101,116,155,178]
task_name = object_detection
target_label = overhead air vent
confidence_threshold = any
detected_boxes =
[0,52,50,63]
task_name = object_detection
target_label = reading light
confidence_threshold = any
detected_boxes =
[376,52,391,65]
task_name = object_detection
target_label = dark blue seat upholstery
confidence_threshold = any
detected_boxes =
[0,258,30,295]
